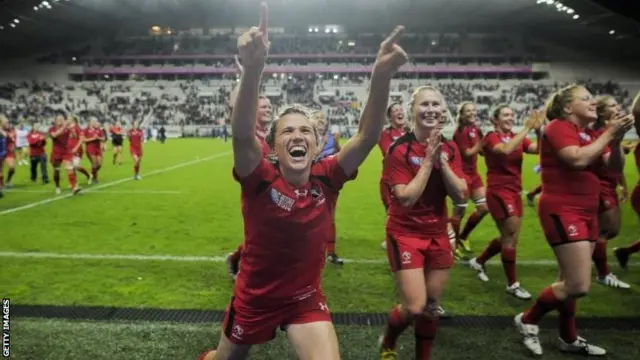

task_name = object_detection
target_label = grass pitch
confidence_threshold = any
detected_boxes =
[1,138,639,359]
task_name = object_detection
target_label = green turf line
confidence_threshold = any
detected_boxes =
[10,318,640,360]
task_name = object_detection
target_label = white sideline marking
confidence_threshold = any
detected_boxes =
[5,189,183,195]
[0,152,232,216]
[0,251,637,267]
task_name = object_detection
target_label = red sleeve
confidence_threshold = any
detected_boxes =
[545,121,580,151]
[483,132,501,154]
[445,141,465,179]
[523,136,533,151]
[453,127,471,152]
[592,129,611,155]
[258,138,271,157]
[378,129,393,155]
[384,147,414,187]
[232,158,277,191]
[27,134,37,145]
[48,127,56,138]
[314,155,357,192]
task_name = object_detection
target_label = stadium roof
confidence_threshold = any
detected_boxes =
[0,0,639,60]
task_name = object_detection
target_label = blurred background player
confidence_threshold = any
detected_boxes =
[590,95,631,289]
[85,117,105,184]
[1,115,17,189]
[15,123,29,166]
[468,106,543,300]
[379,102,408,250]
[0,123,6,198]
[68,116,92,184]
[451,102,488,258]
[110,121,125,165]
[48,114,82,195]
[514,85,632,357]
[614,91,640,270]
[200,5,408,358]
[313,109,345,265]
[101,123,109,152]
[27,123,49,184]
[128,120,144,180]
[379,86,467,360]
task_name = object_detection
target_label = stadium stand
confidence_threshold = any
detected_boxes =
[1,1,640,359]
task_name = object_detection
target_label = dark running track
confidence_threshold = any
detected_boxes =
[11,304,640,330]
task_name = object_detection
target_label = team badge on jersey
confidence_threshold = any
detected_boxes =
[579,132,591,142]
[310,187,326,206]
[270,188,295,211]
[410,156,424,166]
[567,224,578,237]
[440,151,449,162]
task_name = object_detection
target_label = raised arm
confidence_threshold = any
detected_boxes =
[527,127,542,154]
[392,131,440,208]
[556,115,632,170]
[337,26,408,177]
[228,55,244,111]
[603,136,626,173]
[491,111,543,155]
[72,132,85,154]
[601,114,634,172]
[440,143,468,204]
[462,139,483,158]
[232,2,269,178]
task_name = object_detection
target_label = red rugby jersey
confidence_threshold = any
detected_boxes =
[4,128,15,153]
[84,127,103,151]
[540,119,608,209]
[384,133,464,237]
[67,127,84,156]
[232,156,355,307]
[592,127,622,192]
[453,124,482,175]
[27,131,47,157]
[128,129,144,150]
[110,125,123,136]
[48,126,70,156]
[483,130,532,193]
[378,126,407,155]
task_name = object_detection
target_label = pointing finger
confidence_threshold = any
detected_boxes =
[382,26,405,50]
[259,2,269,34]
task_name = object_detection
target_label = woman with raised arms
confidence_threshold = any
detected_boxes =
[199,3,408,360]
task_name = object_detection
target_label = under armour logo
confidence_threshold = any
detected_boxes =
[401,251,411,264]
[319,302,329,312]
[231,325,244,340]
[294,189,308,198]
